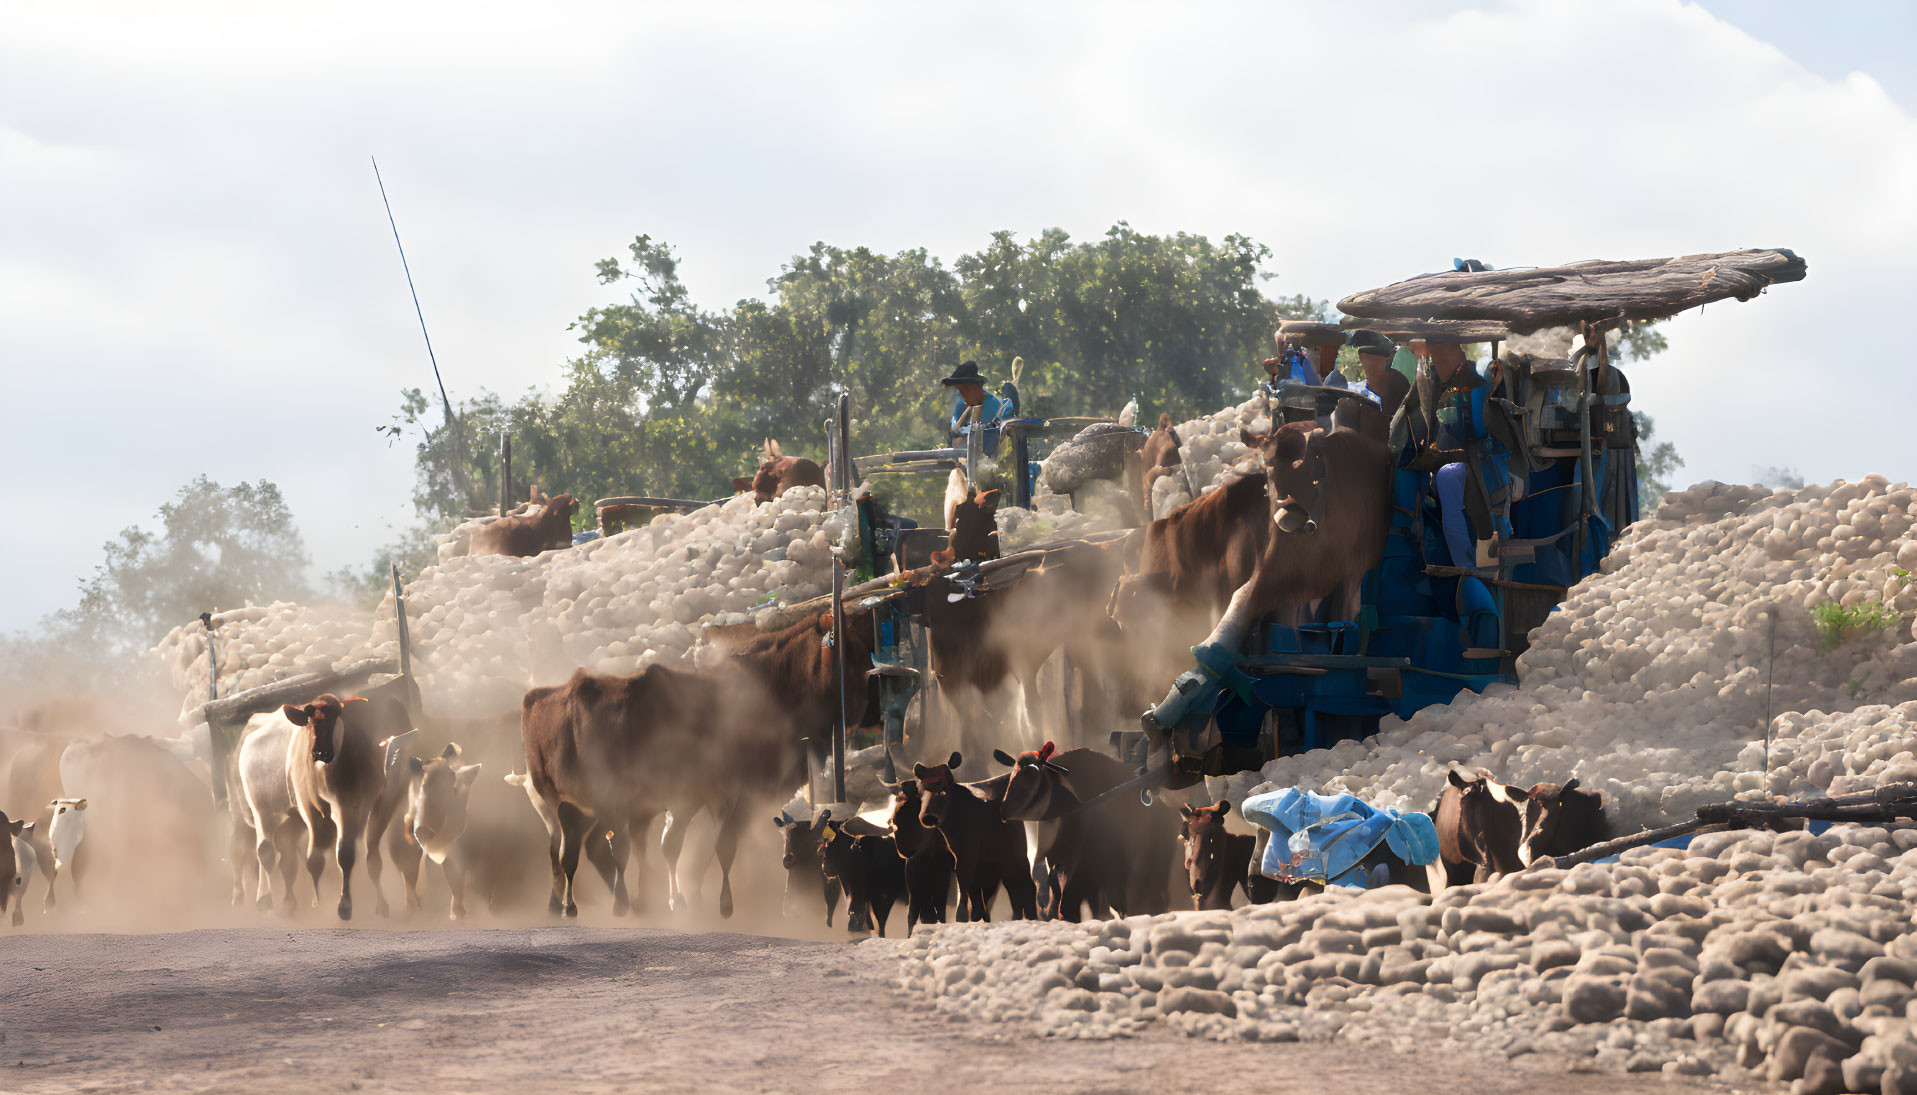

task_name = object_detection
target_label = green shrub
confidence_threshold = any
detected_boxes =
[1813,599,1901,651]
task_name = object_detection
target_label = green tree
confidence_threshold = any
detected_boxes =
[56,477,311,659]
[956,224,1322,421]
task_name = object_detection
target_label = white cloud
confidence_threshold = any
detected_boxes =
[2,0,1910,631]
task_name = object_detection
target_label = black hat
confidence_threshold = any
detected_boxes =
[940,361,989,388]
[1347,330,1396,358]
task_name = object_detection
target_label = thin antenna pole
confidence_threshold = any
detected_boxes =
[1764,607,1778,785]
[372,157,472,503]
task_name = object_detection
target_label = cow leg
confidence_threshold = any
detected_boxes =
[300,806,332,911]
[543,811,566,916]
[822,872,840,928]
[273,818,304,915]
[252,820,280,913]
[586,824,630,917]
[363,793,399,919]
[660,807,693,912]
[334,806,366,921]
[711,800,745,920]
[1005,862,1039,921]
[228,816,255,908]
[443,849,470,920]
[554,801,593,918]
[625,808,658,915]
[389,822,423,917]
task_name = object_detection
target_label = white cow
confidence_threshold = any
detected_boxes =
[43,798,84,911]
[10,821,35,927]
[237,712,304,912]
[392,744,482,919]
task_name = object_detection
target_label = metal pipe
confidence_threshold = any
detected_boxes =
[837,392,858,492]
[965,405,981,485]
[1574,346,1595,571]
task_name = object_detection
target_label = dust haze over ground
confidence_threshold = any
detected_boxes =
[1,925,1728,1095]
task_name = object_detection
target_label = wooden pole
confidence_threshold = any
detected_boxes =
[391,563,413,682]
[831,391,852,806]
[498,432,512,517]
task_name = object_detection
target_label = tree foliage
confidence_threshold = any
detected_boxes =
[54,477,312,660]
[383,225,1325,538]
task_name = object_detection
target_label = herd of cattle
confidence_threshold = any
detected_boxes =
[2,404,1613,930]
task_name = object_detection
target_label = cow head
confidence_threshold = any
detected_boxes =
[282,694,349,764]
[886,780,932,856]
[992,742,1075,822]
[913,752,966,828]
[945,490,1000,563]
[407,743,481,865]
[1517,778,1608,866]
[1241,423,1323,535]
[1445,768,1527,878]
[547,494,581,523]
[1179,800,1232,903]
[773,809,827,871]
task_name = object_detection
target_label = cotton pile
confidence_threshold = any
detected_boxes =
[891,820,1917,1091]
[1217,476,1917,833]
[149,488,843,718]
[1145,395,1271,519]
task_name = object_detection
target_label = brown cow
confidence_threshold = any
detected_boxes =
[522,608,881,918]
[286,693,412,920]
[744,439,827,504]
[1434,768,1526,885]
[886,779,956,929]
[818,819,907,937]
[994,743,1175,921]
[1137,412,1185,515]
[1174,421,1390,667]
[1518,779,1611,867]
[923,483,1126,755]
[914,753,1037,922]
[1179,800,1256,910]
[469,494,580,557]
[772,810,843,927]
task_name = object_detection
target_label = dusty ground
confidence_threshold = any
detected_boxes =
[0,926,1756,1095]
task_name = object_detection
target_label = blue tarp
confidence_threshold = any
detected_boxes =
[1241,788,1440,889]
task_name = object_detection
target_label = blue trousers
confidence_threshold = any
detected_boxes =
[1434,462,1475,568]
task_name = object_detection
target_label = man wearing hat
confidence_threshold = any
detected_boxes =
[942,360,1011,458]
[1347,330,1409,419]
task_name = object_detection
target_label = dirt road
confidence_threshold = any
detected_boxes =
[0,927,1735,1094]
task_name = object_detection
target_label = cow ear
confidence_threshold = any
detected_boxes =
[1179,804,1195,819]
[5,819,20,837]
[1562,777,1579,793]
[76,799,87,811]
[947,752,963,770]
[913,763,930,780]
[1447,768,1469,789]
[454,764,482,789]
[1219,799,1233,816]
[1505,784,1530,803]
[282,704,311,726]
[816,809,832,825]
[772,815,787,829]
[20,821,34,837]
[992,749,1017,768]
[441,743,462,760]
[408,756,425,774]
[1238,427,1260,448]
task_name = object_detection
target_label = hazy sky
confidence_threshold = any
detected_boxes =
[4,0,1913,634]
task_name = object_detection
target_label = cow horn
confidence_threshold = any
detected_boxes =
[992,749,1017,768]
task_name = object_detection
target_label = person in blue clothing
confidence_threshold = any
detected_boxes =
[941,360,1011,458]
[1392,336,1521,570]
